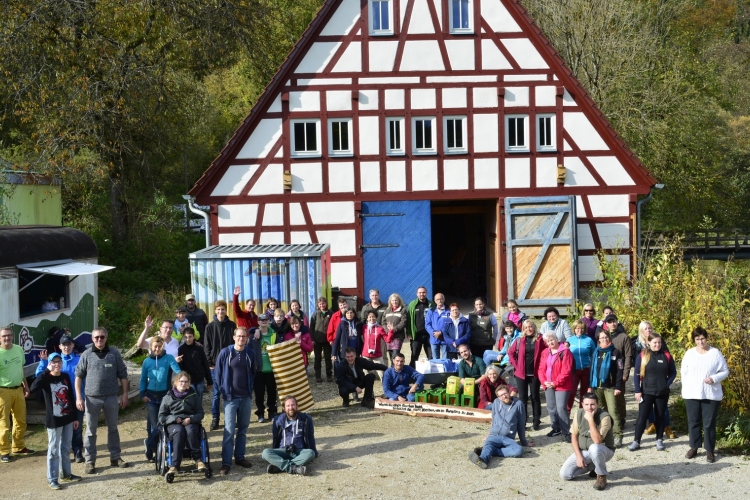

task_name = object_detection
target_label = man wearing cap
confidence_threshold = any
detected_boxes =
[36,333,85,463]
[602,313,632,430]
[251,313,282,423]
[0,327,34,463]
[185,294,209,338]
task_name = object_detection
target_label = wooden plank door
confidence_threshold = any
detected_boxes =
[505,196,578,313]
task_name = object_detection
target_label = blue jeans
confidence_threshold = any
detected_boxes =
[221,397,252,467]
[145,398,163,456]
[193,381,206,405]
[72,409,84,454]
[47,423,73,483]
[211,369,221,420]
[480,434,523,463]
[432,344,447,359]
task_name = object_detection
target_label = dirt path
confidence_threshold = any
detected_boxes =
[7,354,750,499]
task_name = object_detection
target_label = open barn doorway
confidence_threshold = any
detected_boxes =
[430,200,499,309]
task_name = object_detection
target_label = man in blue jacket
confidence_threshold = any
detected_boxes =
[262,396,318,475]
[213,326,255,475]
[382,353,424,402]
[425,293,450,359]
[469,385,531,468]
[36,333,84,463]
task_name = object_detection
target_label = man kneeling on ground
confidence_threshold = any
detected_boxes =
[559,392,616,490]
[469,385,530,469]
[335,348,388,408]
[382,353,424,402]
[262,396,318,476]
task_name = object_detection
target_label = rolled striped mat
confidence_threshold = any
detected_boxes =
[267,339,314,411]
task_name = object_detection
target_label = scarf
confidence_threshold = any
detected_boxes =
[546,320,559,330]
[590,344,614,388]
[172,387,189,399]
[345,319,358,338]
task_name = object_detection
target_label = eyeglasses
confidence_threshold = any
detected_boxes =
[160,326,172,329]
[583,309,594,312]
[93,336,106,340]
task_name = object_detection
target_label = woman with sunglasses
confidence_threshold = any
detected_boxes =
[580,304,598,340]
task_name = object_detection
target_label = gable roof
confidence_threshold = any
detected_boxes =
[189,0,657,199]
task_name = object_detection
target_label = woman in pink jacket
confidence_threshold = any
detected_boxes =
[537,332,574,442]
[360,310,393,380]
[283,316,314,368]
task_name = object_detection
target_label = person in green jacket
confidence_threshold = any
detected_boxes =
[406,287,435,368]
[458,344,487,387]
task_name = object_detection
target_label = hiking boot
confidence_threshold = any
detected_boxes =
[613,436,623,448]
[645,423,656,435]
[48,481,62,490]
[628,441,640,452]
[195,460,207,471]
[685,448,698,459]
[706,450,715,463]
[210,419,219,431]
[266,464,282,474]
[289,465,307,475]
[656,439,665,451]
[219,465,230,475]
[235,458,253,468]
[74,450,84,463]
[665,426,676,439]
[593,474,607,490]
[85,463,96,474]
[546,429,561,437]
[110,458,129,468]
[13,447,34,455]
[468,450,487,469]
[61,474,82,482]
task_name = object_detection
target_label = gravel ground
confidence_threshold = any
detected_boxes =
[7,350,750,499]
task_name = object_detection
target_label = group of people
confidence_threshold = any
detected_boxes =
[0,287,731,491]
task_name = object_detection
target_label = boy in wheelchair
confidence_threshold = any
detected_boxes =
[158,373,207,475]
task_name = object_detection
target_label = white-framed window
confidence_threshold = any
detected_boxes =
[536,114,556,151]
[369,0,393,35]
[444,116,467,154]
[449,0,473,33]
[386,117,405,155]
[412,117,436,154]
[328,119,353,156]
[291,120,321,157]
[505,114,529,152]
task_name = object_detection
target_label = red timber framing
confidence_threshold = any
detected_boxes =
[189,0,658,303]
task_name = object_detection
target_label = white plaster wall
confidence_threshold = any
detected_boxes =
[563,89,575,105]
[369,41,399,72]
[504,87,529,107]
[317,229,357,256]
[332,262,358,288]
[386,161,406,191]
[431,0,442,29]
[291,162,323,193]
[333,42,362,72]
[329,162,355,193]
[411,88,436,109]
[218,204,259,227]
[474,158,499,189]
[307,201,356,224]
[473,87,498,108]
[268,95,282,113]
[588,195,629,217]
[262,203,284,226]
[289,91,321,112]
[297,78,353,86]
[481,39,512,70]
[289,203,305,225]
[536,86,556,107]
[259,232,285,245]
[360,161,381,192]
[504,74,547,81]
[502,39,548,69]
[564,112,608,150]
[400,41,445,71]
[429,75,497,83]
[327,91,352,111]
[535,157,558,188]
[295,42,341,73]
[290,231,313,244]
[358,89,379,110]
[575,196,587,217]
[218,233,254,245]
[563,157,599,186]
[576,224,595,250]
[564,140,572,151]
[579,255,630,282]
[597,223,630,249]
[442,88,467,109]
[411,160,438,191]
[445,40,475,71]
[473,114,499,152]
[444,159,469,190]
[211,165,259,196]
[236,119,282,159]
[385,89,405,109]
[249,164,284,195]
[408,0,435,34]
[320,0,360,36]
[359,116,380,155]
[505,157,530,188]
[481,0,522,32]
[589,156,635,186]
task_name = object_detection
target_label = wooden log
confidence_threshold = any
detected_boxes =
[374,398,492,423]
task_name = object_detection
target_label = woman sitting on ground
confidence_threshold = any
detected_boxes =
[158,372,206,475]
[478,365,517,409]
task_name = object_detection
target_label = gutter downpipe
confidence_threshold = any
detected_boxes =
[635,183,664,275]
[182,194,211,248]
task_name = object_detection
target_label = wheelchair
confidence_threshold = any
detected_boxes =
[155,424,213,483]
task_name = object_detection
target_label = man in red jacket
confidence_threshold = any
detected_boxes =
[326,298,349,345]
[233,286,259,330]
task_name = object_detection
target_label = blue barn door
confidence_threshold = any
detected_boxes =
[361,201,433,302]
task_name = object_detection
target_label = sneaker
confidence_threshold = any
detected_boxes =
[235,458,253,468]
[562,434,571,443]
[266,464,282,474]
[468,450,488,469]
[656,439,665,451]
[219,465,230,475]
[48,481,62,490]
[685,448,698,459]
[110,458,129,468]
[289,465,307,475]
[342,399,350,407]
[665,426,676,439]
[210,419,219,431]
[645,423,656,435]
[195,460,207,471]
[546,429,562,437]
[0,455,11,464]
[258,417,267,423]
[167,466,178,475]
[614,436,623,448]
[628,441,640,452]
[593,474,607,490]
[74,450,84,463]
[532,422,541,431]
[706,450,715,463]
[361,398,375,409]
[61,474,82,482]
[473,447,483,456]
[85,463,96,474]
[12,447,34,455]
